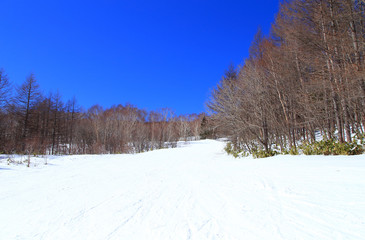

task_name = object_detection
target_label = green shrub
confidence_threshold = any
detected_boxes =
[252,148,278,158]
[224,142,239,158]
[300,138,364,155]
[225,134,364,158]
[289,147,299,155]
[224,142,248,158]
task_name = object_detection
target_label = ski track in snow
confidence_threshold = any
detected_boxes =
[0,140,364,240]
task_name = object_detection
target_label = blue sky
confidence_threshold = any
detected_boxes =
[0,0,279,115]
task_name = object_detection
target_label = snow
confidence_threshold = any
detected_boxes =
[0,140,364,240]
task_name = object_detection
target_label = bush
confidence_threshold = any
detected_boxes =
[300,138,364,155]
[224,142,246,158]
[281,146,299,155]
[225,134,364,158]
[289,147,299,155]
[252,148,278,158]
[225,142,282,158]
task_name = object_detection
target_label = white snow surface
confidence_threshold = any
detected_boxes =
[0,140,364,240]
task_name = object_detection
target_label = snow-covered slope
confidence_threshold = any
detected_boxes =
[0,140,364,240]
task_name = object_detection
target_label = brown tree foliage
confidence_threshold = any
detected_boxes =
[0,74,203,155]
[208,0,365,152]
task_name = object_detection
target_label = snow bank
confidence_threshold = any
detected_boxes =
[0,140,364,239]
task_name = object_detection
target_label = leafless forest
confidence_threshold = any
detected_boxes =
[208,0,365,153]
[0,72,208,154]
[1,0,364,156]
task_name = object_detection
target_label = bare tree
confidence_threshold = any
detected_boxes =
[208,0,365,154]
[14,73,42,151]
[0,69,11,111]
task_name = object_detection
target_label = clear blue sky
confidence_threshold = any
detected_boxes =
[0,0,279,115]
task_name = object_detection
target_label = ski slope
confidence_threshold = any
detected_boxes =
[0,140,364,240]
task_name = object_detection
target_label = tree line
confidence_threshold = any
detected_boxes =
[208,0,365,154]
[0,72,206,155]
